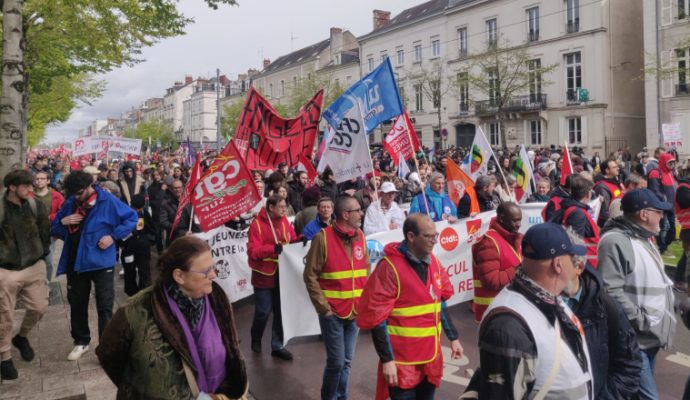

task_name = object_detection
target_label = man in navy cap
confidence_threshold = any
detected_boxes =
[598,188,676,400]
[464,222,594,399]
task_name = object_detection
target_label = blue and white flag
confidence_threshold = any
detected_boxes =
[322,58,403,134]
[398,153,411,181]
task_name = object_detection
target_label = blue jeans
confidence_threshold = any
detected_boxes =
[318,314,359,400]
[250,287,284,351]
[639,347,659,400]
[389,378,436,400]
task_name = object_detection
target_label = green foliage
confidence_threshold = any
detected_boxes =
[123,119,176,148]
[285,74,344,117]
[221,100,244,140]
[2,0,238,144]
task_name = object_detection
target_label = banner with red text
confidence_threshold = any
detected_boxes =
[233,86,323,171]
[191,141,262,231]
[280,203,547,344]
[384,111,420,164]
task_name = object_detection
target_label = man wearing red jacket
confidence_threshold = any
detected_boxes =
[357,214,463,400]
[304,196,371,400]
[247,194,296,360]
[471,202,523,321]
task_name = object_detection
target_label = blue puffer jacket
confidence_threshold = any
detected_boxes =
[51,186,138,275]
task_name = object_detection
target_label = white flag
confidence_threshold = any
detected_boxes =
[398,153,410,181]
[317,101,373,183]
[462,126,495,182]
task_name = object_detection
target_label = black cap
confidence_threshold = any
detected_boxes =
[621,189,672,213]
[522,223,587,260]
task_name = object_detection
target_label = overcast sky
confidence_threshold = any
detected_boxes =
[43,0,422,143]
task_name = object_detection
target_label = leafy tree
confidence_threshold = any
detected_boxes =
[643,36,690,81]
[462,35,558,146]
[285,73,344,117]
[411,59,454,149]
[0,0,238,178]
[220,100,244,141]
[123,119,176,150]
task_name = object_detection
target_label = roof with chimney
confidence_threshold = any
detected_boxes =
[261,38,331,74]
[361,0,452,40]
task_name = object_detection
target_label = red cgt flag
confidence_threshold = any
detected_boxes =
[560,142,574,186]
[233,86,323,171]
[191,142,262,231]
[170,152,202,238]
[384,110,420,164]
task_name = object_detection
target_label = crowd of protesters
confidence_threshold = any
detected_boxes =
[1,140,689,399]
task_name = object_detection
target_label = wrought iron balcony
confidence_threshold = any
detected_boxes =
[474,94,547,116]
[676,83,690,96]
[566,89,581,105]
[458,102,470,115]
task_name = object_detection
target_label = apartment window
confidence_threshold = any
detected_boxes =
[381,51,388,63]
[488,67,499,106]
[530,120,542,145]
[529,59,542,101]
[397,49,404,66]
[457,27,468,57]
[568,117,582,144]
[414,83,424,111]
[280,80,285,96]
[489,122,500,146]
[432,39,441,57]
[368,57,374,72]
[527,7,539,42]
[679,0,689,19]
[293,76,297,89]
[269,83,273,97]
[457,72,469,113]
[414,43,423,62]
[677,48,690,95]
[486,19,498,47]
[431,80,441,108]
[565,52,582,103]
[566,0,580,33]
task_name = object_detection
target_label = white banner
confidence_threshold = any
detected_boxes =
[280,203,547,344]
[195,225,254,302]
[72,136,143,156]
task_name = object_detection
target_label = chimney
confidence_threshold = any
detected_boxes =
[263,58,271,69]
[373,10,391,30]
[185,75,193,85]
[330,27,343,64]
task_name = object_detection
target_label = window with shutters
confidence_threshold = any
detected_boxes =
[676,48,690,95]
[486,19,498,48]
[566,0,579,33]
[527,7,540,42]
[568,117,582,144]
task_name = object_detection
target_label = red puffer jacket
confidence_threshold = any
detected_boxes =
[247,207,296,289]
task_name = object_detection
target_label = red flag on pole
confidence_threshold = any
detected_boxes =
[383,110,420,164]
[296,153,318,187]
[560,142,574,186]
[192,142,262,231]
[170,152,202,238]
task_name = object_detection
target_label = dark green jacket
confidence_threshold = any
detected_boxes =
[0,195,50,270]
[96,283,248,400]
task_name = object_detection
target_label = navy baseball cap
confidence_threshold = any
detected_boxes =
[522,223,587,260]
[621,188,672,213]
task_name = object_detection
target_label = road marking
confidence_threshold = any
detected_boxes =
[441,346,471,386]
[666,352,690,368]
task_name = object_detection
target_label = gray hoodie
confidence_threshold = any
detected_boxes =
[598,217,676,349]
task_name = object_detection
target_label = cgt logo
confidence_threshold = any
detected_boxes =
[466,219,482,244]
[439,227,459,252]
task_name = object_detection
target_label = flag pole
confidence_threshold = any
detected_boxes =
[187,207,195,233]
[364,131,380,204]
[402,122,431,217]
[564,141,573,173]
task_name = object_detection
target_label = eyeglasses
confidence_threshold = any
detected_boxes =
[421,233,439,242]
[643,208,663,215]
[346,208,362,213]
[185,265,217,278]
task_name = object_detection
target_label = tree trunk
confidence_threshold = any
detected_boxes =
[0,0,26,178]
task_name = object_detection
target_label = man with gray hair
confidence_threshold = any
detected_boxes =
[475,175,498,212]
[409,172,456,222]
[598,188,675,399]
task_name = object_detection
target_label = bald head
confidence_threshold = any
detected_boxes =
[496,202,522,233]
[404,214,437,259]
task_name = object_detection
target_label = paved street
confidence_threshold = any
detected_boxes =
[1,244,689,399]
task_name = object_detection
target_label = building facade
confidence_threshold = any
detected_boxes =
[644,0,690,157]
[359,0,645,154]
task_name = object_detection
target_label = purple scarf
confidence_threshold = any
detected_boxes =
[165,287,227,393]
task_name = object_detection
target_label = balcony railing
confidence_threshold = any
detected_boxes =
[677,83,690,96]
[566,89,582,105]
[459,102,470,115]
[566,19,580,34]
[528,30,539,42]
[475,94,547,116]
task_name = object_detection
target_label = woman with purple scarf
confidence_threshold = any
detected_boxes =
[96,236,248,399]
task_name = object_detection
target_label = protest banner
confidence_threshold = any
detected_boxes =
[196,225,254,302]
[72,136,142,157]
[192,141,262,231]
[233,86,323,171]
[280,202,547,344]
[662,122,683,148]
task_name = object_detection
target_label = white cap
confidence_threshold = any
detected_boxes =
[380,181,398,193]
